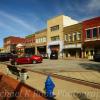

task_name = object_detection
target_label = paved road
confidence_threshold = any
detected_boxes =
[15,59,100,84]
[18,59,100,72]
[0,60,100,100]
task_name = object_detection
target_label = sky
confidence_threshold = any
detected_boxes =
[0,0,100,47]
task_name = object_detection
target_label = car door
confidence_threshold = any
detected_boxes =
[24,55,31,64]
[16,57,26,64]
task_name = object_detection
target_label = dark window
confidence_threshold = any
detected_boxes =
[51,36,59,41]
[93,28,97,38]
[50,25,59,31]
[99,27,100,36]
[86,29,91,39]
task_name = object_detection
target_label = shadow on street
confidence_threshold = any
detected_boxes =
[79,62,100,72]
[72,92,90,100]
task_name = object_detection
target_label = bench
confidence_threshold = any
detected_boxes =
[7,65,20,77]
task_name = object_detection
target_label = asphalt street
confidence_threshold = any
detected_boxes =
[17,59,100,72]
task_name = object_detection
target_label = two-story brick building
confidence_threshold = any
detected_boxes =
[4,36,25,53]
[35,29,47,55]
[24,34,35,55]
[82,17,100,59]
[63,23,82,58]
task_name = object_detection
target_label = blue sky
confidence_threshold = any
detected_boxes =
[0,0,100,47]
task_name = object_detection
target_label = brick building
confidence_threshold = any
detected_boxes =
[4,36,25,53]
[82,17,100,59]
[63,23,82,58]
[24,34,35,55]
[3,15,100,59]
[35,29,47,55]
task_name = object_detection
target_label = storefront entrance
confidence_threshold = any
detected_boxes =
[49,45,59,59]
[37,46,46,54]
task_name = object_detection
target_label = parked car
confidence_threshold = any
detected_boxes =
[11,55,43,65]
[40,53,48,59]
[50,51,58,59]
[93,52,100,61]
[0,53,17,61]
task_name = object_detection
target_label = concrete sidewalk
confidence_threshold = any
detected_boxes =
[0,63,100,100]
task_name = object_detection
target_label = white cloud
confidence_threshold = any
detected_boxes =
[0,11,36,31]
[87,0,100,11]
[0,22,17,32]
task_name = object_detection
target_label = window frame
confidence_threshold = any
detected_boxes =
[51,36,59,41]
[86,29,91,39]
[77,32,81,41]
[65,34,68,41]
[92,27,98,38]
[50,25,59,32]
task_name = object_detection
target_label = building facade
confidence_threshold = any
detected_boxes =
[35,29,47,55]
[24,34,35,55]
[82,17,100,59]
[63,23,82,58]
[3,15,100,59]
[47,15,78,58]
[4,36,25,53]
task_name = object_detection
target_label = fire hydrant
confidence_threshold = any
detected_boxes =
[45,75,55,99]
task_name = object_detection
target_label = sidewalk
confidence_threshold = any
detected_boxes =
[0,63,100,100]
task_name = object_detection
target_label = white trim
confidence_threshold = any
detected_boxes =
[85,26,98,30]
[85,38,100,42]
[16,43,24,47]
[64,43,82,49]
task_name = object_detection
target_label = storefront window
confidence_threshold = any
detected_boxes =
[77,32,81,40]
[86,29,91,39]
[93,28,97,38]
[43,37,47,42]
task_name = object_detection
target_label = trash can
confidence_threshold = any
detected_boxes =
[20,69,28,83]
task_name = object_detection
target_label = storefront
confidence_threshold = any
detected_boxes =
[37,46,46,55]
[47,41,63,58]
[82,17,100,59]
[64,43,82,58]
